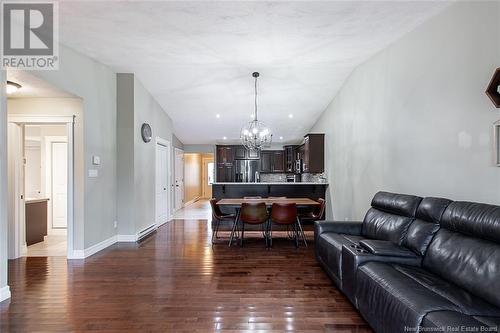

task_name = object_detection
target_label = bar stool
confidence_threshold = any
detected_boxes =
[268,203,299,248]
[209,198,235,244]
[237,202,269,247]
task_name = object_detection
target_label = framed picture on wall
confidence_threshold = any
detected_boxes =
[495,120,500,166]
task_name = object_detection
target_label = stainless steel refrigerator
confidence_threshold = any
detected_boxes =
[234,159,260,182]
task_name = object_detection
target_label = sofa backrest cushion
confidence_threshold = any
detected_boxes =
[362,192,422,245]
[404,197,452,256]
[423,201,500,308]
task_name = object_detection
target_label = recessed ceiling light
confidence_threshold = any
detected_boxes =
[250,114,255,119]
[222,136,227,140]
[6,81,21,94]
[216,114,220,118]
[288,114,293,118]
[279,136,283,140]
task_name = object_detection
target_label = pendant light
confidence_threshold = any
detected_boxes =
[240,72,272,150]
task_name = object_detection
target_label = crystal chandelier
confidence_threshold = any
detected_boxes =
[240,72,272,150]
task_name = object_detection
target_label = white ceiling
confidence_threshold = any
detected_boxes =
[7,71,76,98]
[56,1,450,144]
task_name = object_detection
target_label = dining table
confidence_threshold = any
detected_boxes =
[216,197,320,246]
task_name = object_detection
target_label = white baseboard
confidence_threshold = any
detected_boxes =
[156,218,169,228]
[184,196,200,207]
[0,286,11,303]
[117,234,137,242]
[67,235,118,259]
[84,235,117,258]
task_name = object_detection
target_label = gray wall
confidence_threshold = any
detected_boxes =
[116,73,180,236]
[116,74,135,236]
[133,75,177,233]
[0,71,9,298]
[183,144,214,154]
[31,45,118,248]
[311,1,500,221]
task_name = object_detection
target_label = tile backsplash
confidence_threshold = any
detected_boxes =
[260,172,327,183]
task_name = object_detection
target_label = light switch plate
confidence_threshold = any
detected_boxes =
[92,155,101,165]
[88,169,98,178]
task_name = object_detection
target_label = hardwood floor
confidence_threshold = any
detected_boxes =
[0,219,372,332]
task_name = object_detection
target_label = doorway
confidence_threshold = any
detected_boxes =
[8,119,74,258]
[155,138,171,226]
[174,148,184,211]
[202,155,214,199]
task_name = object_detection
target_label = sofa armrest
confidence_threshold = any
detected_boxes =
[314,220,363,238]
[359,240,418,258]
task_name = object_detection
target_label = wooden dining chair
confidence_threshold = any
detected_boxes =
[268,203,299,248]
[238,202,269,247]
[210,198,235,244]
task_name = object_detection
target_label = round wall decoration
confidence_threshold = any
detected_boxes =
[141,123,152,143]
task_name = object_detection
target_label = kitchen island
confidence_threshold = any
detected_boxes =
[211,182,328,232]
[212,182,328,201]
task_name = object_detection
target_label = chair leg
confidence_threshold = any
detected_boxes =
[211,219,220,245]
[268,221,273,248]
[240,222,245,247]
[293,222,299,248]
[297,217,308,247]
[228,217,239,247]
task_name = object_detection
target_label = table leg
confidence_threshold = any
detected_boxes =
[228,207,241,247]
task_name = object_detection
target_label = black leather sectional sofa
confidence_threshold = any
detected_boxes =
[315,191,500,333]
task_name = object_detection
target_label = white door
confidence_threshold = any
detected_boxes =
[51,142,68,228]
[156,143,169,225]
[174,149,184,210]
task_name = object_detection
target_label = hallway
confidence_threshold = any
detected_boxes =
[173,199,211,220]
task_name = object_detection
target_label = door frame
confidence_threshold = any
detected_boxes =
[174,148,184,211]
[201,156,214,199]
[7,115,75,258]
[155,137,171,226]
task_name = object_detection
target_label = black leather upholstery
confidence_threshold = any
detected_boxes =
[403,197,451,256]
[314,192,500,333]
[359,239,419,258]
[361,192,422,244]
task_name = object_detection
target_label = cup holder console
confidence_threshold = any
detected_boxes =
[356,249,369,254]
[350,244,363,250]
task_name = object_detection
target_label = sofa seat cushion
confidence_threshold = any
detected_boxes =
[356,262,500,333]
[422,311,499,331]
[394,265,500,317]
[317,233,363,288]
[356,262,461,333]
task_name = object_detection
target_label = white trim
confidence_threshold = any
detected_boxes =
[68,235,118,260]
[494,120,500,167]
[8,115,74,124]
[117,234,137,242]
[184,196,200,207]
[0,286,11,303]
[83,235,117,258]
[156,219,169,228]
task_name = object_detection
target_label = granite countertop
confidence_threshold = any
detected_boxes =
[213,182,328,185]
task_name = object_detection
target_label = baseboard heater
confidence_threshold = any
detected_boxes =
[137,224,157,241]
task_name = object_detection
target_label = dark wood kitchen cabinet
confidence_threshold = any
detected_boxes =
[217,163,233,182]
[234,146,246,159]
[216,146,234,164]
[301,134,324,173]
[284,145,297,172]
[260,150,284,173]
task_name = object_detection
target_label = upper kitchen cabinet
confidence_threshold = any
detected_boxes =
[300,134,324,173]
[234,146,246,159]
[260,150,284,173]
[227,145,260,160]
[216,145,234,165]
[284,145,297,172]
